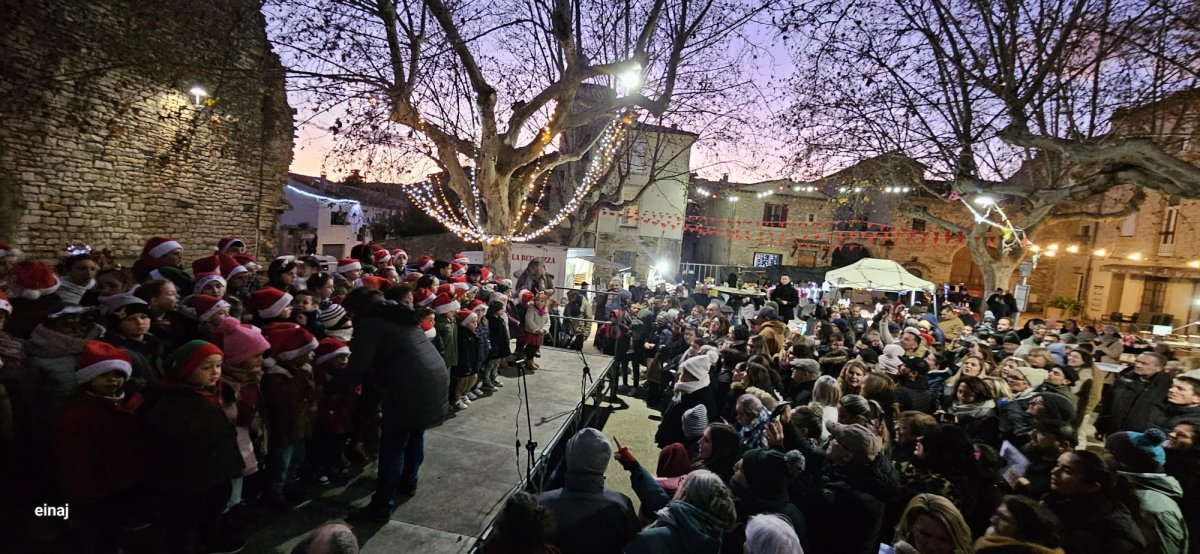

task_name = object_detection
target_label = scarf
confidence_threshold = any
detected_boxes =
[56,276,95,305]
[29,323,104,358]
[738,407,771,449]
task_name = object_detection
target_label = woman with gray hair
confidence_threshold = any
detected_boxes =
[744,514,803,554]
[624,469,738,553]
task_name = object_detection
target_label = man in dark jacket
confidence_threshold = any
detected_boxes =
[769,274,799,322]
[1098,352,1172,435]
[537,428,639,554]
[339,294,450,520]
[893,356,934,414]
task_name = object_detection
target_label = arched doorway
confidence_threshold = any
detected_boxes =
[831,244,871,268]
[948,247,984,292]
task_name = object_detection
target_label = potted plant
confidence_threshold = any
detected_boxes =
[1046,296,1084,319]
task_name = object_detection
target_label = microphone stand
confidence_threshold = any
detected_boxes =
[512,357,537,485]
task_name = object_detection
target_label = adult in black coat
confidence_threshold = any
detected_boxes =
[1042,450,1146,554]
[769,275,800,322]
[655,350,719,448]
[1097,352,1172,435]
[338,297,450,520]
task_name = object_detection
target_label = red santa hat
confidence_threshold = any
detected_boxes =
[453,252,470,265]
[335,258,362,274]
[450,282,470,296]
[248,287,293,319]
[359,275,390,290]
[468,299,487,313]
[76,340,133,383]
[413,287,435,307]
[480,268,493,282]
[432,292,460,314]
[372,247,391,267]
[0,241,21,259]
[520,290,534,304]
[314,337,351,366]
[451,262,466,276]
[217,237,245,253]
[141,237,183,261]
[265,323,318,362]
[417,256,434,272]
[233,254,259,271]
[436,283,453,296]
[7,260,59,300]
[391,249,408,261]
[194,272,227,292]
[187,294,230,323]
[192,255,222,276]
[0,291,10,314]
[456,309,478,327]
[448,276,467,284]
[217,253,247,280]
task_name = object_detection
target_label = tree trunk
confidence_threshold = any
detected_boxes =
[965,236,1024,293]
[483,240,512,279]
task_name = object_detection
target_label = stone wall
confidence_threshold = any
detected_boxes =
[0,0,293,261]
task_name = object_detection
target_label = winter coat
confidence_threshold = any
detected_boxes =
[455,327,480,378]
[261,362,318,448]
[973,535,1065,554]
[1122,471,1188,554]
[104,332,165,390]
[486,313,512,359]
[655,384,716,448]
[1099,371,1172,434]
[525,306,550,345]
[337,301,449,431]
[723,481,807,554]
[757,320,788,358]
[537,472,640,554]
[938,317,964,343]
[1153,403,1200,432]
[624,500,728,554]
[1165,449,1200,554]
[51,392,148,503]
[142,385,245,494]
[436,313,458,368]
[895,377,934,414]
[27,323,105,433]
[1095,336,1125,364]
[800,462,893,554]
[769,283,799,321]
[1043,493,1146,554]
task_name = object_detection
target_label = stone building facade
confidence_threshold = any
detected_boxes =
[0,0,293,261]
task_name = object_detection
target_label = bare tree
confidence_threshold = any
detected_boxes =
[268,0,771,270]
[779,0,1200,291]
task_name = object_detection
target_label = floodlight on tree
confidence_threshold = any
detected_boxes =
[973,195,996,206]
[619,65,644,91]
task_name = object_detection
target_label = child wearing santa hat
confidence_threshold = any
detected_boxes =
[248,286,294,327]
[184,294,232,339]
[132,236,184,282]
[483,300,510,390]
[469,299,492,396]
[332,258,362,297]
[51,340,148,552]
[212,318,271,511]
[5,259,63,339]
[142,340,245,554]
[102,295,166,390]
[310,337,357,479]
[261,323,321,506]
[452,309,481,411]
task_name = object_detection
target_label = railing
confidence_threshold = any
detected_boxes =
[677,263,757,285]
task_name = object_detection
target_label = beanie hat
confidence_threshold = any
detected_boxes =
[916,319,932,330]
[453,252,469,265]
[76,340,133,383]
[789,358,821,376]
[413,287,435,307]
[314,337,351,366]
[432,293,459,314]
[194,272,226,293]
[755,306,777,320]
[1003,333,1022,345]
[0,291,11,314]
[857,348,879,365]
[212,317,270,366]
[150,267,194,296]
[141,237,183,262]
[417,256,434,272]
[1034,392,1076,422]
[565,427,611,475]
[7,260,60,299]
[1016,366,1048,389]
[456,309,478,327]
[217,237,244,253]
[741,448,805,497]
[265,323,318,362]
[318,303,349,329]
[901,355,930,375]
[105,294,150,321]
[248,287,293,319]
[1106,428,1168,473]
[679,346,719,382]
[192,255,222,276]
[682,404,709,440]
[826,421,883,462]
[879,343,905,374]
[839,394,871,418]
[496,278,514,292]
[169,340,223,382]
[1046,343,1067,366]
[186,294,230,323]
[1055,363,1079,384]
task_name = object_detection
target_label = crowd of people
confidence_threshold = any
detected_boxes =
[0,238,567,553]
[485,273,1200,554]
[3,235,1200,554]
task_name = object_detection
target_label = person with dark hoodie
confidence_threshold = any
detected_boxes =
[722,448,808,554]
[800,420,894,554]
[536,428,638,554]
[1105,428,1188,554]
[1164,420,1200,554]
[1043,450,1147,554]
[1155,370,1200,431]
[893,355,934,414]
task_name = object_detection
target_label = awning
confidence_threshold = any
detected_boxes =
[576,255,631,272]
[1100,264,1200,280]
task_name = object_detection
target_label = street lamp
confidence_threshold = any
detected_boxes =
[189,86,208,108]
[618,64,643,91]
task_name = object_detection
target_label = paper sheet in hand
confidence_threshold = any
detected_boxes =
[1000,440,1030,488]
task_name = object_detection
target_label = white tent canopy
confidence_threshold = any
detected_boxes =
[824,258,936,293]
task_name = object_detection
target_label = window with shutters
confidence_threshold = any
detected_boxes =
[763,203,788,228]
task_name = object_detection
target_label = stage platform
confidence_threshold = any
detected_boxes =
[244,347,615,553]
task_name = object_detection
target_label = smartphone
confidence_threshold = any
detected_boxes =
[768,402,791,422]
